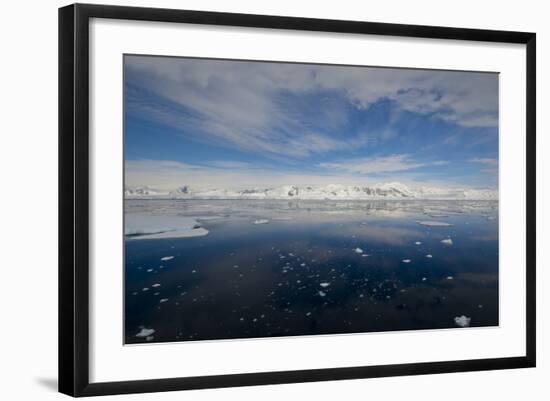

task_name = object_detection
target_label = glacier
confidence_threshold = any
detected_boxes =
[125,182,497,201]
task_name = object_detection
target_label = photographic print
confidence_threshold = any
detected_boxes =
[124,55,499,344]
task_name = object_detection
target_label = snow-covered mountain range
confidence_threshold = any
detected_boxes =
[125,183,498,200]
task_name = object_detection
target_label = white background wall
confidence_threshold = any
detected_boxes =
[0,0,547,399]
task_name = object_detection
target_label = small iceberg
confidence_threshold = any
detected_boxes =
[454,315,471,327]
[402,259,411,263]
[319,282,330,288]
[159,298,169,303]
[354,248,364,254]
[441,238,453,245]
[417,221,452,227]
[160,256,174,261]
[446,276,454,280]
[253,219,270,225]
[415,241,422,245]
[152,283,161,288]
[135,328,155,337]
[318,290,327,297]
[426,254,433,258]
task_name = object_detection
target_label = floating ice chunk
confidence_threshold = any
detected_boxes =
[446,276,454,280]
[441,238,453,245]
[426,254,433,258]
[354,248,364,254]
[318,290,327,297]
[160,256,174,261]
[422,277,427,281]
[417,221,453,227]
[319,282,330,288]
[135,328,155,337]
[415,241,422,245]
[126,213,208,240]
[159,298,169,303]
[300,263,306,267]
[454,315,471,327]
[146,268,153,273]
[152,283,161,288]
[142,287,149,291]
[253,219,270,225]
[306,312,311,316]
[402,259,411,263]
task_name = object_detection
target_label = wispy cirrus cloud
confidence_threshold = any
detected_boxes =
[469,157,498,165]
[319,154,448,175]
[125,56,498,161]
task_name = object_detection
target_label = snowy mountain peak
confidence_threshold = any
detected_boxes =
[125,183,497,200]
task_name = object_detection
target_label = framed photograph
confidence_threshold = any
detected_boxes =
[59,3,536,397]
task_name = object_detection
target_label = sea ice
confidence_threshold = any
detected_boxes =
[402,259,411,263]
[253,219,270,224]
[354,248,364,254]
[417,221,453,227]
[426,254,433,258]
[415,241,422,245]
[454,315,471,327]
[446,276,454,280]
[160,256,174,261]
[318,290,327,297]
[152,283,161,287]
[159,298,169,303]
[319,282,330,288]
[135,328,155,337]
[441,238,453,245]
[125,213,209,240]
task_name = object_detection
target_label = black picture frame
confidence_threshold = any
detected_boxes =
[59,3,536,397]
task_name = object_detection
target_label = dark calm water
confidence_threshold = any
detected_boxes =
[124,199,498,344]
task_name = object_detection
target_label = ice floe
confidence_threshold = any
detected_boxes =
[441,238,453,245]
[125,213,209,240]
[354,248,364,254]
[159,298,169,303]
[152,283,161,287]
[135,328,155,337]
[454,315,471,327]
[318,290,327,297]
[160,256,174,261]
[319,282,330,288]
[415,241,422,245]
[426,254,433,258]
[446,276,454,280]
[253,219,270,225]
[417,221,453,227]
[402,259,411,263]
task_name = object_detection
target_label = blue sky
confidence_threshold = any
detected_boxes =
[124,55,498,190]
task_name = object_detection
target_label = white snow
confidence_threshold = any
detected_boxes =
[135,328,155,337]
[354,248,364,254]
[253,219,270,225]
[130,182,498,200]
[417,221,453,227]
[454,315,471,327]
[125,213,208,240]
[441,238,454,245]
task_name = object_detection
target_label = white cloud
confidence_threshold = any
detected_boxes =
[469,157,498,165]
[319,154,447,175]
[125,56,498,159]
[125,159,454,191]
